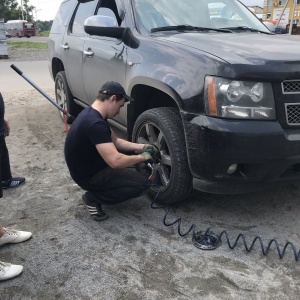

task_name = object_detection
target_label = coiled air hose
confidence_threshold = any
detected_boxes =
[149,184,300,262]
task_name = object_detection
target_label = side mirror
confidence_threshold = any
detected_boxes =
[84,15,125,39]
[84,15,140,48]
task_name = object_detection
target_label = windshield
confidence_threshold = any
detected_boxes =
[132,0,269,33]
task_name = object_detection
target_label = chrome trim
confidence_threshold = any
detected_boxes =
[285,102,300,126]
[281,80,300,94]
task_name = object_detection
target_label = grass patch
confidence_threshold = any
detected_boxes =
[7,40,48,50]
[36,31,50,37]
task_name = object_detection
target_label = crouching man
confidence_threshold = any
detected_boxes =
[64,82,157,221]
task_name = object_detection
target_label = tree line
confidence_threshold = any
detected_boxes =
[0,0,34,22]
[0,0,53,31]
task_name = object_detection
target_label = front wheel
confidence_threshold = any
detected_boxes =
[55,71,82,124]
[132,107,192,203]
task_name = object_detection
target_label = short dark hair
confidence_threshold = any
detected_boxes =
[96,92,124,102]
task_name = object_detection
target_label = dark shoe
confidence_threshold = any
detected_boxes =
[2,177,25,189]
[82,193,108,221]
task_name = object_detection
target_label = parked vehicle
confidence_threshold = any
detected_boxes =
[5,20,36,38]
[48,0,300,203]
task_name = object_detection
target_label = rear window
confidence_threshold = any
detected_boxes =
[50,0,75,34]
[24,23,34,29]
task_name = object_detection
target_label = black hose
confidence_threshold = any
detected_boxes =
[149,184,300,262]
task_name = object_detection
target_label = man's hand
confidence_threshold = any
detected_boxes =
[140,151,153,162]
[143,144,159,158]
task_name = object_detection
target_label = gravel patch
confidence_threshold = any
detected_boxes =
[0,47,48,62]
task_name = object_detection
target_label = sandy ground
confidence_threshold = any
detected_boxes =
[0,71,300,298]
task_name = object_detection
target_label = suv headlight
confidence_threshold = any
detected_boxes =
[204,76,275,120]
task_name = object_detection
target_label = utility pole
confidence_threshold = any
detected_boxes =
[21,0,25,20]
[288,0,297,35]
[275,0,290,27]
[35,9,41,21]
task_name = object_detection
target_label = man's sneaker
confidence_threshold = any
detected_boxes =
[0,228,32,246]
[2,177,25,189]
[82,193,108,221]
[0,261,23,281]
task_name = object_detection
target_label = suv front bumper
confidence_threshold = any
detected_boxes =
[182,113,300,194]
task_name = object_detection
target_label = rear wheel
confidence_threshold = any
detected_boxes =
[55,71,82,124]
[132,107,192,203]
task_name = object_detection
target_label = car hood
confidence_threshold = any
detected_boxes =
[157,32,300,65]
[156,32,300,80]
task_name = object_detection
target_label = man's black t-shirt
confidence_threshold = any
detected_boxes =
[64,106,112,184]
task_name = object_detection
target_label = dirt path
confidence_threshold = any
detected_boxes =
[0,88,300,299]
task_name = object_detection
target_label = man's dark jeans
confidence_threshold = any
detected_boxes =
[78,167,150,205]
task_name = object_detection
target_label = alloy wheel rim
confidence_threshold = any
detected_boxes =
[56,79,67,118]
[136,122,172,192]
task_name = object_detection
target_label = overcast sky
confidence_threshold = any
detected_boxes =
[25,0,265,21]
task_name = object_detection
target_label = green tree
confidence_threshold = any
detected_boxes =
[36,20,52,32]
[22,0,35,22]
[0,0,22,21]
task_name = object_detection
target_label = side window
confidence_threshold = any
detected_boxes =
[96,0,122,25]
[51,0,74,34]
[71,1,96,35]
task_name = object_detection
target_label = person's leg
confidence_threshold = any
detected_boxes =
[0,138,12,182]
[0,224,32,281]
[0,135,4,198]
[0,137,31,281]
[0,225,4,236]
[81,167,150,205]
[79,167,150,221]
[0,137,25,189]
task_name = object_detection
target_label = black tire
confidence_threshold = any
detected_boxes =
[55,71,82,124]
[132,107,192,203]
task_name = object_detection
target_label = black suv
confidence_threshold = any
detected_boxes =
[48,0,300,203]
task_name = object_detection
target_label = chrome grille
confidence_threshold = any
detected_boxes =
[285,103,300,126]
[282,80,300,94]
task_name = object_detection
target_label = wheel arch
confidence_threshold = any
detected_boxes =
[51,57,65,81]
[127,78,183,140]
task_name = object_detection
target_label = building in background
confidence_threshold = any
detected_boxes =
[248,5,264,14]
[247,5,264,19]
[262,0,300,33]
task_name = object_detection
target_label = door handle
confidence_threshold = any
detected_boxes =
[62,43,69,50]
[84,49,94,57]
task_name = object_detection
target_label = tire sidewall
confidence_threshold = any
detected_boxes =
[132,107,192,203]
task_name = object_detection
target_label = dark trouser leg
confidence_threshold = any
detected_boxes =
[79,167,151,205]
[0,136,12,183]
[0,135,8,198]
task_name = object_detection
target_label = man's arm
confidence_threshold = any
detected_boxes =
[111,130,144,152]
[96,142,148,169]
